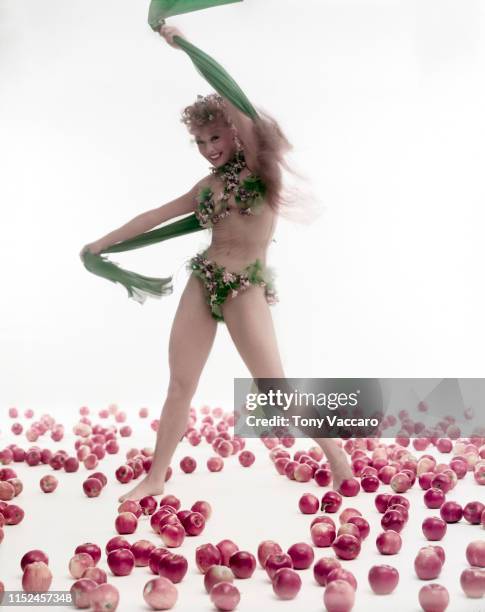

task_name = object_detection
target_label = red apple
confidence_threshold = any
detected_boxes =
[381,510,405,533]
[314,468,332,487]
[20,550,49,571]
[115,465,134,484]
[90,584,120,612]
[160,523,185,548]
[368,564,399,594]
[463,501,485,525]
[439,501,463,523]
[140,496,157,516]
[338,478,361,497]
[265,553,293,579]
[105,536,131,555]
[107,548,135,576]
[310,523,336,547]
[70,579,97,608]
[299,493,319,514]
[257,540,281,568]
[83,478,103,498]
[160,495,181,511]
[118,500,142,518]
[131,540,156,567]
[22,561,52,592]
[460,568,485,598]
[81,567,107,584]
[332,534,361,561]
[321,491,343,513]
[313,557,341,586]
[179,456,196,473]
[143,577,178,610]
[324,579,355,612]
[374,493,391,513]
[422,517,447,541]
[115,512,138,535]
[272,567,302,600]
[229,551,256,579]
[182,511,205,536]
[466,540,485,567]
[418,584,449,612]
[209,582,240,611]
[158,553,188,583]
[75,543,101,565]
[39,475,58,493]
[414,548,442,580]
[238,450,255,467]
[287,542,314,569]
[195,543,221,573]
[207,457,224,472]
[376,530,402,555]
[204,565,234,593]
[69,553,95,579]
[149,548,171,575]
[191,500,212,520]
[347,516,370,540]
[217,540,239,567]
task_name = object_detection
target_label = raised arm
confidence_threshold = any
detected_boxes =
[80,180,203,257]
[221,98,258,170]
[159,24,259,171]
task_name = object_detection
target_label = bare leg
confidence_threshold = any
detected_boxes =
[222,286,352,490]
[119,275,218,501]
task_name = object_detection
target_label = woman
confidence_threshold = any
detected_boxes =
[81,25,352,502]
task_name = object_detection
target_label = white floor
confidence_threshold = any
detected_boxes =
[0,405,484,612]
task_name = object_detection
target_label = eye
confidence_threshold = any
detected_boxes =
[211,136,219,141]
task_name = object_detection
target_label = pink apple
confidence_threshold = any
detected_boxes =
[272,568,302,600]
[368,564,399,594]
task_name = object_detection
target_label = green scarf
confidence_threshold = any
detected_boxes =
[82,0,257,303]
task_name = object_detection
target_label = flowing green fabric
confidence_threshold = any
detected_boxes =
[82,214,202,303]
[148,0,242,27]
[173,36,258,119]
[82,0,257,302]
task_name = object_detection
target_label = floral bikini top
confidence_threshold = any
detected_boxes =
[195,150,267,229]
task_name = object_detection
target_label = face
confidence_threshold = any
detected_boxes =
[193,121,237,167]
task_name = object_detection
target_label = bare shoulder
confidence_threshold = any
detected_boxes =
[192,173,214,195]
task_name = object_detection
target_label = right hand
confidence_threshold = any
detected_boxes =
[159,25,184,49]
[79,240,106,260]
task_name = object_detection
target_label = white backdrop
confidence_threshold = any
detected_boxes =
[1,0,484,414]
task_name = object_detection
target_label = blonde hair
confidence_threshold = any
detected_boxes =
[181,93,230,131]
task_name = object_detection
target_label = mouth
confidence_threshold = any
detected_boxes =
[209,152,222,163]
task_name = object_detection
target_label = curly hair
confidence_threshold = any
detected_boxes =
[180,93,231,132]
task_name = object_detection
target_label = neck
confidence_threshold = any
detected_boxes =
[212,149,245,175]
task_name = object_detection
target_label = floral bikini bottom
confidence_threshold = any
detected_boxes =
[187,251,278,322]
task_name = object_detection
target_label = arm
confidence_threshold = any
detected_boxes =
[80,181,202,256]
[221,98,259,171]
[159,24,259,170]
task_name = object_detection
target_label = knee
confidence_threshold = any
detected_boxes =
[167,376,197,402]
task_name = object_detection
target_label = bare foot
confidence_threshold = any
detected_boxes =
[118,476,164,503]
[329,451,353,492]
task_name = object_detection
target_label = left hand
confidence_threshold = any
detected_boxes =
[159,25,184,49]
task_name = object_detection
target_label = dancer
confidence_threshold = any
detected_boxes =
[81,24,352,502]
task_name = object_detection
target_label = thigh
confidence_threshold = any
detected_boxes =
[168,274,218,389]
[221,285,285,379]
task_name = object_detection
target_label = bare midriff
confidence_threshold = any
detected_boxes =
[197,174,277,271]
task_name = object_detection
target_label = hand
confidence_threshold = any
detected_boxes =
[79,240,106,260]
[159,24,184,49]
